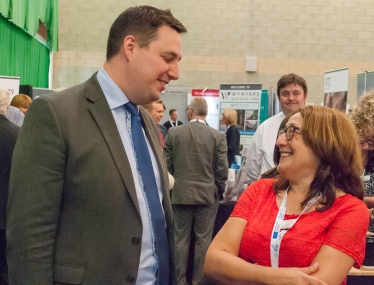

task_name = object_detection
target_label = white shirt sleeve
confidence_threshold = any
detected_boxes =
[245,112,284,182]
[245,124,265,182]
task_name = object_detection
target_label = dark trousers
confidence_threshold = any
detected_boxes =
[173,203,219,285]
[0,229,8,285]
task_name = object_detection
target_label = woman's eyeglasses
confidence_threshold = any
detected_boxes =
[278,126,303,140]
[360,138,374,146]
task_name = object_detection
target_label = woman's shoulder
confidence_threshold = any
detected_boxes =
[232,178,277,218]
[246,178,276,198]
[228,124,240,132]
[331,193,368,216]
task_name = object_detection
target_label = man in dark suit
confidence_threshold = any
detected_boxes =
[163,108,183,130]
[164,97,228,285]
[7,6,187,285]
[0,86,20,285]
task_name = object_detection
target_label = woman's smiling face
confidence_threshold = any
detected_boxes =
[276,112,320,182]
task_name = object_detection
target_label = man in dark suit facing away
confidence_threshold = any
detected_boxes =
[7,6,187,285]
[164,97,228,285]
[0,86,20,285]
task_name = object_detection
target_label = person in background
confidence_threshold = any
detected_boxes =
[4,106,24,127]
[7,5,187,284]
[221,108,240,167]
[245,73,307,183]
[163,108,183,131]
[164,97,228,285]
[10,94,32,114]
[349,90,374,231]
[143,99,168,141]
[0,86,20,285]
[205,106,368,285]
[260,115,290,179]
[162,103,168,134]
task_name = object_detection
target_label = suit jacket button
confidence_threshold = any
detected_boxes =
[132,236,140,245]
[126,276,135,283]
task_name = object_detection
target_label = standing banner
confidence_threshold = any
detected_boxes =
[191,89,220,129]
[0,76,20,103]
[323,68,348,113]
[219,84,262,156]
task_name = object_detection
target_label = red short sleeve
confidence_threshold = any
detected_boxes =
[231,178,275,221]
[322,196,369,268]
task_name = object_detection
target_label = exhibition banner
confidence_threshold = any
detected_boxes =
[191,89,220,129]
[323,68,348,113]
[0,76,20,102]
[219,84,262,155]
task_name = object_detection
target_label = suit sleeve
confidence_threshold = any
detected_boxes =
[214,134,228,196]
[163,131,174,175]
[7,97,66,284]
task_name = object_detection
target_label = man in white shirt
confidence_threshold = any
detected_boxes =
[245,73,308,182]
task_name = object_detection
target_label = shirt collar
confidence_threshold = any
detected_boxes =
[97,67,129,110]
[189,119,206,124]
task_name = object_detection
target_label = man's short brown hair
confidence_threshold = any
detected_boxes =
[277,73,308,98]
[142,100,163,111]
[106,5,187,60]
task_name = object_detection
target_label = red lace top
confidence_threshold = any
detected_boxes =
[231,178,368,285]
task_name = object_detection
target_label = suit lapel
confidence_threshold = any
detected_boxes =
[85,74,141,216]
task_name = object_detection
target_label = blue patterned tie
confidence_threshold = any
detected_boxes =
[125,102,169,285]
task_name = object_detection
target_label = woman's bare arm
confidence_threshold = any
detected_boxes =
[204,217,327,285]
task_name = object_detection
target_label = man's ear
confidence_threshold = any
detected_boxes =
[122,35,136,60]
[303,93,308,104]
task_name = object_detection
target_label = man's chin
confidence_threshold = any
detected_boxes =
[284,107,302,115]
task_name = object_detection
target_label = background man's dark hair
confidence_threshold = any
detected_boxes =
[169,109,177,116]
[106,5,187,60]
[276,73,308,98]
[142,99,163,111]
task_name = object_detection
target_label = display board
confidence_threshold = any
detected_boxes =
[0,75,20,102]
[323,68,348,113]
[357,71,374,99]
[219,83,262,155]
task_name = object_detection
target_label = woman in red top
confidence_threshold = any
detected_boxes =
[204,106,368,285]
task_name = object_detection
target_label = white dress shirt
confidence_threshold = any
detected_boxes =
[97,67,163,285]
[245,111,284,182]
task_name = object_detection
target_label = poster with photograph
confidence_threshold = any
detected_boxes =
[323,68,348,113]
[218,103,259,135]
[219,84,262,154]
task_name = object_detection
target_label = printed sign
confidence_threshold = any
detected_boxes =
[0,76,20,102]
[323,68,348,113]
[219,84,262,154]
